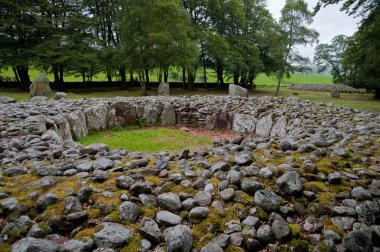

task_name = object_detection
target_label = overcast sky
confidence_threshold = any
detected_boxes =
[266,0,359,60]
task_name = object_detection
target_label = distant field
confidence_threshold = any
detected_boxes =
[0,67,333,85]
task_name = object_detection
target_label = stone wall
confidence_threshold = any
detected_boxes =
[289,84,366,93]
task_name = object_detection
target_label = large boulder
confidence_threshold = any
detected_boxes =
[232,114,256,133]
[0,96,16,104]
[30,73,53,97]
[229,84,248,97]
[108,101,137,128]
[164,225,193,252]
[12,237,60,252]
[256,113,273,137]
[331,89,340,98]
[68,111,88,139]
[161,104,176,126]
[85,104,108,132]
[93,223,133,248]
[206,112,233,131]
[270,116,288,137]
[158,82,170,96]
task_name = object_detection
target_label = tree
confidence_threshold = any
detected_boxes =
[0,0,43,90]
[273,0,319,96]
[120,0,197,95]
[343,7,380,99]
[315,0,378,16]
[314,34,350,84]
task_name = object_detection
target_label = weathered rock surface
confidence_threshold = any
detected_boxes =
[29,73,53,97]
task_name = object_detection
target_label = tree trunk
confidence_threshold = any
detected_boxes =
[107,69,112,86]
[216,62,224,90]
[275,75,282,97]
[164,67,169,82]
[375,88,380,100]
[182,67,187,89]
[119,67,127,90]
[82,71,86,83]
[59,64,64,91]
[12,67,20,83]
[145,69,150,90]
[158,68,163,83]
[203,63,207,88]
[233,70,239,85]
[138,70,148,96]
[16,66,30,91]
[187,68,195,90]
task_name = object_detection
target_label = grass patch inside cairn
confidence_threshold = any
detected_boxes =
[79,127,212,154]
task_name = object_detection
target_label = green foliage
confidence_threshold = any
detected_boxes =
[343,6,380,97]
[314,35,350,84]
[273,0,319,95]
[136,117,147,129]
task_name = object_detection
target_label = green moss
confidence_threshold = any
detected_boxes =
[87,209,101,219]
[120,235,142,252]
[140,206,157,219]
[318,192,338,208]
[0,243,11,252]
[323,219,345,237]
[107,210,119,222]
[144,175,161,186]
[289,239,310,252]
[74,228,96,240]
[288,224,302,238]
[255,207,269,220]
[305,181,328,193]
[224,244,244,252]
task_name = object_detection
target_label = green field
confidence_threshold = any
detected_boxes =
[79,127,211,154]
[0,67,333,85]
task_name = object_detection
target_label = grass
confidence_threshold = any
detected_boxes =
[0,67,332,84]
[0,84,379,113]
[78,127,212,154]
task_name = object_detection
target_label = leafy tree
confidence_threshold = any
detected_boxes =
[0,0,43,90]
[343,7,380,98]
[315,0,378,16]
[314,35,350,84]
[273,0,319,96]
[120,0,197,95]
[84,0,126,87]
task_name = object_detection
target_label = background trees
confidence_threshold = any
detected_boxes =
[314,35,350,84]
[273,0,319,96]
[316,0,380,98]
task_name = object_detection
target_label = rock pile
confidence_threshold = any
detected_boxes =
[289,84,366,94]
[0,95,379,251]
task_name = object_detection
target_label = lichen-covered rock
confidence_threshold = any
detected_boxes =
[164,225,193,252]
[158,83,170,96]
[12,237,60,252]
[232,114,256,133]
[256,113,273,137]
[93,223,133,248]
[68,111,88,139]
[85,104,108,132]
[229,84,248,97]
[254,190,280,212]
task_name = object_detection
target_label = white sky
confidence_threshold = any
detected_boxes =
[266,0,359,60]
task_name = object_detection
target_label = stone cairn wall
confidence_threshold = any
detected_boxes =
[289,84,366,93]
[0,95,380,251]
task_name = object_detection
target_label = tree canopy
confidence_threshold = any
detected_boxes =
[0,0,322,93]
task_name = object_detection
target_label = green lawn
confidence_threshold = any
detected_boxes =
[0,67,332,84]
[79,127,212,154]
[0,77,378,113]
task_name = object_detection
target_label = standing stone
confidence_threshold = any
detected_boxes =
[161,104,176,126]
[68,111,88,139]
[232,114,256,133]
[108,101,137,128]
[158,83,170,96]
[256,114,273,137]
[331,89,340,98]
[270,116,288,137]
[85,104,108,132]
[51,115,73,141]
[229,84,248,98]
[143,104,160,125]
[30,73,53,97]
[206,112,233,131]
